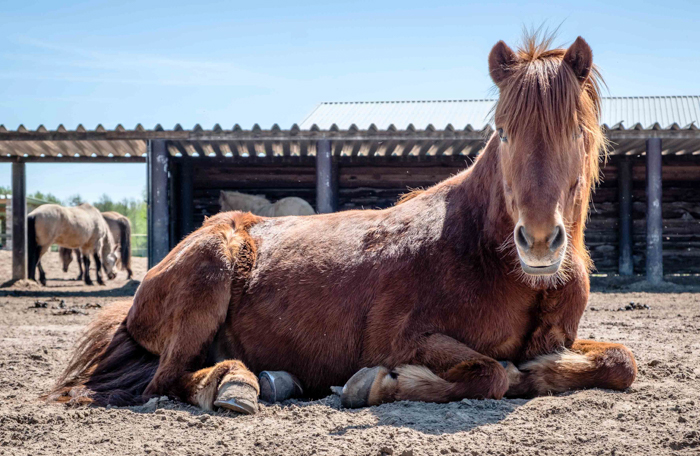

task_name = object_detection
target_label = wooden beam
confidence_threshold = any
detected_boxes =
[646,138,663,284]
[316,139,337,213]
[618,157,633,276]
[147,139,170,268]
[0,156,145,163]
[12,161,27,280]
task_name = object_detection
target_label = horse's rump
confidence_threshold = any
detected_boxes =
[102,211,132,272]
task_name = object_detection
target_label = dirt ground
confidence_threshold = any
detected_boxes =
[0,250,699,456]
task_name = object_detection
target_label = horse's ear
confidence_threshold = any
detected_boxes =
[489,41,517,86]
[563,37,593,83]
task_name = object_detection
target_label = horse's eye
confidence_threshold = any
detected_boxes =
[570,176,581,193]
[575,125,584,139]
[498,128,508,143]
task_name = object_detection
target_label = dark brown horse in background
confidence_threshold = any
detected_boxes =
[50,33,636,413]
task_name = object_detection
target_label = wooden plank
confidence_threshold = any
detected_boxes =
[12,162,26,280]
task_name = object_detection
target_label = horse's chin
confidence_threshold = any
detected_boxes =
[519,258,562,276]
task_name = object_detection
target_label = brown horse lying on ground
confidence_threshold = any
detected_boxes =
[50,33,636,413]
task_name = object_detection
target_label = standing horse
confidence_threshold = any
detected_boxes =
[50,34,636,414]
[28,203,117,286]
[219,191,315,216]
[60,211,133,280]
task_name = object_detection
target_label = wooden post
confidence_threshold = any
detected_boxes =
[646,138,663,284]
[179,157,194,238]
[147,140,170,269]
[11,161,27,280]
[618,157,633,276]
[316,139,337,213]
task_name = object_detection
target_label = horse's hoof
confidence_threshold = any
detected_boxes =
[214,381,258,415]
[340,366,382,408]
[258,371,303,403]
[39,278,47,286]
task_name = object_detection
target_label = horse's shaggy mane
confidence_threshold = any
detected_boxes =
[494,30,607,271]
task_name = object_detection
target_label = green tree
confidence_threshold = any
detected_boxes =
[93,194,115,212]
[67,194,85,206]
[0,185,10,195]
[29,191,61,204]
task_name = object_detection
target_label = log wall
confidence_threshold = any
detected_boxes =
[179,155,700,274]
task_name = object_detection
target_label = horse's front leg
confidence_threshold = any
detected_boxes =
[82,253,93,285]
[340,334,510,408]
[505,339,637,397]
[93,253,105,285]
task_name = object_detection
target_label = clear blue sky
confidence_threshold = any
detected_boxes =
[1,0,698,203]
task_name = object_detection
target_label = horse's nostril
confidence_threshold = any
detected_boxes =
[549,225,566,251]
[515,226,531,250]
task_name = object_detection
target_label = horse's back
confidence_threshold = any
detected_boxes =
[269,197,315,216]
[31,203,104,248]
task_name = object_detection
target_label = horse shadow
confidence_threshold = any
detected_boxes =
[0,279,141,298]
[289,394,528,436]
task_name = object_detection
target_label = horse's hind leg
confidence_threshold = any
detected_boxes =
[37,260,47,286]
[129,213,261,412]
[176,360,260,413]
[75,250,84,281]
[36,245,50,286]
[505,339,637,397]
[93,253,105,285]
[82,254,93,285]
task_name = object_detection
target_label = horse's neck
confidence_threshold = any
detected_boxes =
[443,140,514,247]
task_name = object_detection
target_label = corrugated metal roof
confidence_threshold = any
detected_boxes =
[300,96,700,130]
[1,97,699,161]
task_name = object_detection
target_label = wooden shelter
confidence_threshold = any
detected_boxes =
[1,96,699,283]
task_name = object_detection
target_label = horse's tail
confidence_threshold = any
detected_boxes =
[45,300,159,406]
[27,214,39,281]
[118,216,132,278]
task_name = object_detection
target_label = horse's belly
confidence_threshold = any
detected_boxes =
[229,295,364,395]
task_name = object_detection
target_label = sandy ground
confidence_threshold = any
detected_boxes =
[0,250,699,456]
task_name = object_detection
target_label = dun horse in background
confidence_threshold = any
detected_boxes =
[50,34,637,414]
[219,191,315,216]
[29,203,117,286]
[60,211,133,280]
